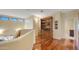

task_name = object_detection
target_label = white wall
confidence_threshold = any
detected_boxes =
[53,11,76,40]
[24,19,33,29]
[64,12,75,39]
[34,16,41,36]
[53,12,63,39]
[29,15,41,36]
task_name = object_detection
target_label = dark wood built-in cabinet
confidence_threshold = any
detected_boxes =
[41,16,53,38]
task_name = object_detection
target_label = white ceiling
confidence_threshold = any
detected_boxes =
[0,9,76,18]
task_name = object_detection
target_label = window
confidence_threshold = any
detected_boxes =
[0,16,9,21]
[0,16,23,22]
[11,18,17,21]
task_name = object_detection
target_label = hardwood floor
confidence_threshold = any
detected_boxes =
[32,31,75,50]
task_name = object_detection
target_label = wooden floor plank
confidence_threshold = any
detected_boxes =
[33,32,75,50]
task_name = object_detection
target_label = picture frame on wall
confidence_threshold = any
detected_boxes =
[55,20,58,29]
[70,30,74,37]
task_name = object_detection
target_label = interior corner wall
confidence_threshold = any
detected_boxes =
[31,15,41,37]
